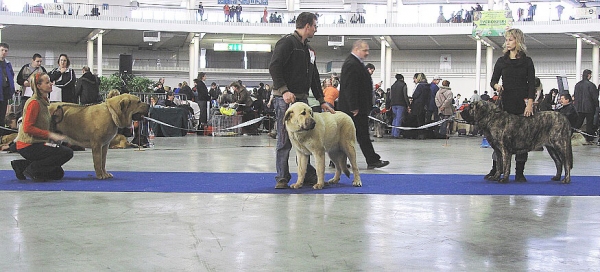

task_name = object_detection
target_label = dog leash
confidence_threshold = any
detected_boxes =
[143,115,264,132]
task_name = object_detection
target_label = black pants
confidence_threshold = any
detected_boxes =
[18,143,73,179]
[0,98,7,127]
[349,112,381,165]
[575,112,596,142]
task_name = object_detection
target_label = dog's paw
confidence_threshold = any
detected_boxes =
[551,175,561,181]
[327,177,340,184]
[97,172,113,179]
[352,180,362,187]
[312,183,324,189]
[290,182,303,189]
[498,177,509,183]
[561,177,571,184]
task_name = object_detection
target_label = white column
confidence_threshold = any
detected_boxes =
[592,45,599,86]
[193,36,200,79]
[387,0,394,24]
[486,46,494,93]
[0,28,2,43]
[380,39,386,87]
[576,37,582,83]
[475,39,482,92]
[189,38,195,83]
[385,46,392,90]
[97,32,103,77]
[488,0,495,10]
[87,40,94,73]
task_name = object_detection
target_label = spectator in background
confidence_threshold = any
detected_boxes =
[262,7,268,23]
[196,72,210,125]
[435,79,454,136]
[573,69,599,144]
[75,66,100,105]
[236,4,243,22]
[178,81,194,102]
[558,93,578,128]
[49,54,77,103]
[16,53,47,118]
[388,73,409,139]
[427,75,442,123]
[209,82,221,107]
[197,2,204,21]
[470,90,481,102]
[0,43,16,128]
[173,83,182,94]
[555,4,564,20]
[322,78,339,109]
[223,4,230,22]
[480,90,490,101]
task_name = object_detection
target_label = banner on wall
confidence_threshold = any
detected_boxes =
[440,54,451,70]
[472,10,512,37]
[217,0,268,5]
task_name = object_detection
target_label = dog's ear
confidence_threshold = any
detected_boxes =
[284,110,293,122]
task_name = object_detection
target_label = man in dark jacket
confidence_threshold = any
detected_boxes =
[558,93,578,128]
[338,40,389,169]
[0,43,16,128]
[75,66,100,104]
[427,75,442,123]
[268,11,334,189]
[573,69,599,143]
[388,73,409,138]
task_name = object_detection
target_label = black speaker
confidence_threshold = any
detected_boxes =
[119,54,133,75]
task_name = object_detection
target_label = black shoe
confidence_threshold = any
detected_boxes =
[367,160,390,169]
[11,160,28,180]
[23,169,46,182]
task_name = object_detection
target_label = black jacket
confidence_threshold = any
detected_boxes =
[338,54,373,115]
[75,71,100,104]
[196,81,210,102]
[389,79,409,107]
[490,52,536,115]
[269,31,324,104]
[558,103,578,127]
[411,82,430,107]
[179,85,194,102]
[49,68,77,103]
[573,78,599,114]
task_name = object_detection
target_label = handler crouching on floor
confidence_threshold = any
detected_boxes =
[11,73,73,181]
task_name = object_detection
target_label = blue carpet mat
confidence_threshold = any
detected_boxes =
[0,170,598,195]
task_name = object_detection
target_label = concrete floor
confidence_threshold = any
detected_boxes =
[1,134,600,271]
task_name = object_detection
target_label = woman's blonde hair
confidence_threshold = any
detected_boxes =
[29,73,49,100]
[503,28,527,55]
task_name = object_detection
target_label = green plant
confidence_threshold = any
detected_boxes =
[99,73,155,95]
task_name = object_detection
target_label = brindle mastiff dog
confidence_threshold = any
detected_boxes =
[461,101,572,183]
[49,94,149,179]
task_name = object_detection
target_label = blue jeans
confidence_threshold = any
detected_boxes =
[274,97,316,183]
[391,105,405,138]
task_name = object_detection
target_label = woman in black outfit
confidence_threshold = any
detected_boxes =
[49,54,77,103]
[488,28,536,182]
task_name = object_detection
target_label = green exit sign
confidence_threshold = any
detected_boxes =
[227,44,243,51]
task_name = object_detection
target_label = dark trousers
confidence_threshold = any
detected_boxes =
[18,143,73,178]
[0,99,7,127]
[575,112,596,142]
[349,112,381,165]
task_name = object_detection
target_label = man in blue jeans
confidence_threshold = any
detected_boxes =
[388,74,409,138]
[269,12,334,189]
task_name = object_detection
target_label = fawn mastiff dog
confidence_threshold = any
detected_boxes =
[49,94,149,179]
[461,100,572,183]
[284,102,361,189]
